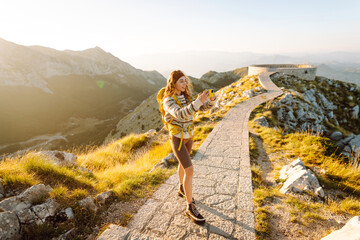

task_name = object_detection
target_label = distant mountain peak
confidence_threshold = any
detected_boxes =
[82,46,107,54]
[93,46,104,51]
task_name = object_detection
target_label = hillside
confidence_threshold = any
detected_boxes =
[248,73,360,239]
[0,70,259,239]
[1,69,360,239]
[104,67,247,143]
[0,38,166,155]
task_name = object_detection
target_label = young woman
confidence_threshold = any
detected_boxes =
[162,70,216,223]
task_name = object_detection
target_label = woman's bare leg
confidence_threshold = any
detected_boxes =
[178,164,184,184]
[183,165,194,204]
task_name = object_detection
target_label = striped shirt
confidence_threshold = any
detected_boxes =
[163,94,215,139]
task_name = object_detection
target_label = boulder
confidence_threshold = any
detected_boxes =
[280,158,305,179]
[279,93,293,104]
[17,208,39,224]
[253,116,269,127]
[149,153,177,173]
[352,106,359,119]
[303,111,318,121]
[0,184,52,213]
[327,111,334,119]
[342,135,360,164]
[57,207,75,222]
[31,199,60,224]
[317,93,337,110]
[279,158,324,198]
[64,208,74,220]
[321,216,360,240]
[17,184,53,203]
[296,107,306,119]
[96,191,114,206]
[241,89,255,98]
[31,151,77,166]
[277,108,285,122]
[286,110,296,122]
[79,197,98,212]
[0,178,4,198]
[337,134,355,148]
[17,198,59,225]
[330,131,343,141]
[0,196,31,213]
[0,211,21,240]
[303,89,320,109]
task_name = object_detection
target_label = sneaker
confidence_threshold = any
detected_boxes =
[178,184,185,198]
[185,201,205,223]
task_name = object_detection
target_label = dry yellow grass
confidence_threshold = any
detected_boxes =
[250,115,360,239]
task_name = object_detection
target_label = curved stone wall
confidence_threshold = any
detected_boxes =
[248,64,317,80]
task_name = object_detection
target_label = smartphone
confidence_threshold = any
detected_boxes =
[209,89,214,98]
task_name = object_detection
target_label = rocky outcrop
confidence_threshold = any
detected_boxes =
[0,181,115,239]
[330,131,343,141]
[22,198,60,225]
[216,78,265,108]
[352,106,359,119]
[0,184,60,239]
[272,90,327,133]
[0,178,4,198]
[242,89,256,98]
[253,116,269,127]
[96,191,114,206]
[31,151,77,166]
[61,207,75,220]
[321,216,360,240]
[79,197,98,212]
[341,135,360,164]
[279,158,324,198]
[0,211,21,240]
[0,184,53,213]
[150,153,176,173]
[26,151,94,175]
[270,73,360,138]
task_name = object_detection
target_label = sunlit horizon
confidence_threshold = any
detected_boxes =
[1,0,360,61]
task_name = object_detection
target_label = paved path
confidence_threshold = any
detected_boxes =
[98,72,283,240]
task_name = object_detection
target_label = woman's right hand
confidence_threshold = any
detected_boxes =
[198,90,210,103]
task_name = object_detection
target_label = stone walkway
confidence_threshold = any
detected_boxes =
[98,72,283,240]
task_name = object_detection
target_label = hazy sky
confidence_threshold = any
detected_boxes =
[1,0,360,60]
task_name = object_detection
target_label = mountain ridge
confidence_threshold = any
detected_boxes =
[0,38,165,153]
[0,38,165,93]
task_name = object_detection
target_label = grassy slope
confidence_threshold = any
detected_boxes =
[249,79,360,239]
[0,74,262,239]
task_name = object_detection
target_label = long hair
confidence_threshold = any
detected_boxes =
[163,70,193,102]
